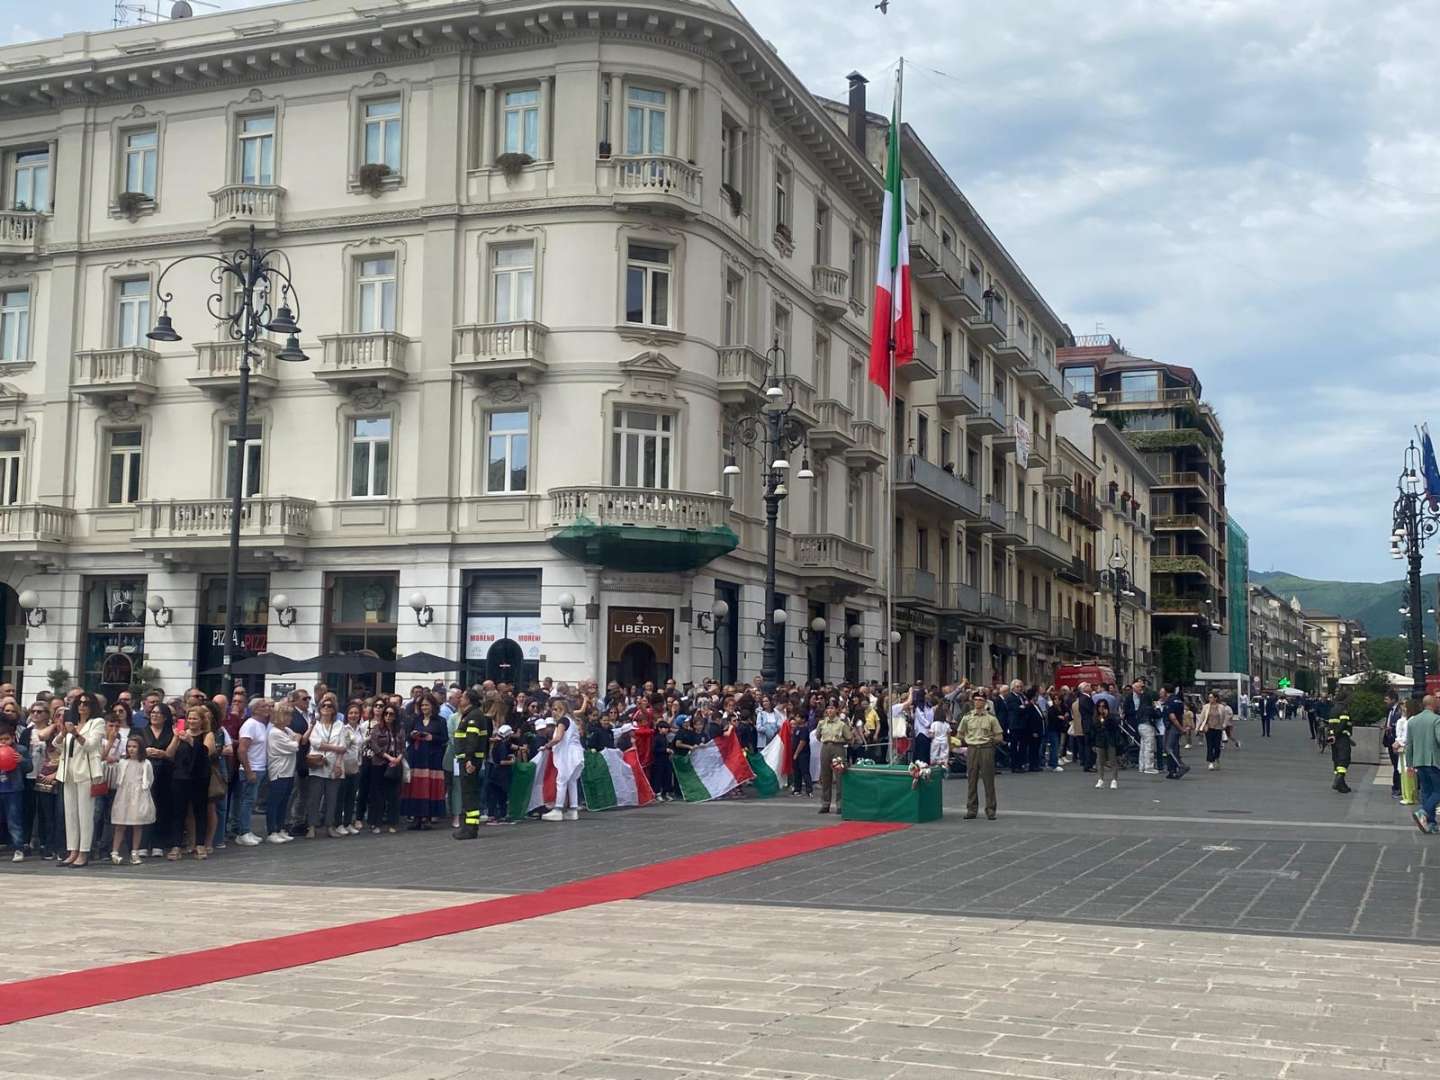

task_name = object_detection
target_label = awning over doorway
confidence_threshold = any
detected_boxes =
[549,518,739,573]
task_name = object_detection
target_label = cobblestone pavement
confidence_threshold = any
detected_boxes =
[3,895,1439,1080]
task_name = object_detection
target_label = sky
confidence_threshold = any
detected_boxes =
[6,0,1439,584]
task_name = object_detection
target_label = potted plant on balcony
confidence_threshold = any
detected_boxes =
[720,182,743,216]
[115,191,151,220]
[356,162,392,195]
[496,152,534,181]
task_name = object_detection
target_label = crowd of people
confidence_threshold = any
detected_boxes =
[0,671,1255,866]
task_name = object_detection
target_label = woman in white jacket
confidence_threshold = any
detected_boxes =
[57,693,106,868]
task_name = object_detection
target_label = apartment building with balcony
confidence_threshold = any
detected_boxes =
[1059,334,1228,671]
[1248,585,1307,690]
[818,89,1073,687]
[1053,434,1102,666]
[0,0,891,697]
[1227,515,1250,675]
[1056,400,1155,683]
[1303,612,1365,684]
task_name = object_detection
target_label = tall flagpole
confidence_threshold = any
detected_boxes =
[885,58,903,754]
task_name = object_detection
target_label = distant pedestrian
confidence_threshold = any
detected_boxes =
[1404,695,1440,833]
[1163,688,1190,779]
[1092,700,1122,789]
[1199,692,1232,770]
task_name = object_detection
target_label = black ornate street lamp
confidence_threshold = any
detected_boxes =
[1096,534,1133,684]
[147,225,308,695]
[1390,441,1440,699]
[722,338,812,692]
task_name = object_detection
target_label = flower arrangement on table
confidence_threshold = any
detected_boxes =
[907,761,934,789]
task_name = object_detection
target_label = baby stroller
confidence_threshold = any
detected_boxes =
[1116,714,1142,770]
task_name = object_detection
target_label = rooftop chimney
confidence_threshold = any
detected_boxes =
[846,72,867,156]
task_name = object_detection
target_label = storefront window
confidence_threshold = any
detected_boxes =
[325,573,398,698]
[462,570,541,688]
[83,576,146,695]
[197,575,269,697]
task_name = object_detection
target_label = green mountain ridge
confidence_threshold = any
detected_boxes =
[1249,569,1437,639]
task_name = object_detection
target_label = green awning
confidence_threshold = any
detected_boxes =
[549,518,739,573]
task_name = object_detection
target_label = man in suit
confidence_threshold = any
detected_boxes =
[998,680,1025,774]
[1122,678,1158,774]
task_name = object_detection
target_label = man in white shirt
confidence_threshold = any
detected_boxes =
[233,698,272,846]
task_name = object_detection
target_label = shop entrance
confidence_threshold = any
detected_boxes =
[616,641,658,687]
[485,638,525,685]
[606,607,672,690]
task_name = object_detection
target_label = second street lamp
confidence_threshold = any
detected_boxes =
[723,337,811,692]
[147,224,309,696]
[1096,535,1133,685]
[1391,440,1440,699]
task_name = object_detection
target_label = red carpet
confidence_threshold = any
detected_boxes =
[0,821,906,1026]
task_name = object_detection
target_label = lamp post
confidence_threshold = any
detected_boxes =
[146,225,308,696]
[722,338,812,693]
[1095,535,1133,684]
[1390,440,1440,699]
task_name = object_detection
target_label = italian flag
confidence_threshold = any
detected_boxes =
[760,719,793,782]
[507,747,555,819]
[581,748,656,810]
[673,731,756,802]
[867,93,914,398]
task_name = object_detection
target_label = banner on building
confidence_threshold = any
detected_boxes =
[1014,416,1032,469]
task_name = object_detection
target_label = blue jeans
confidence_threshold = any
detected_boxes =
[234,774,261,837]
[0,790,23,847]
[1042,732,1060,769]
[1417,765,1440,826]
[265,776,293,836]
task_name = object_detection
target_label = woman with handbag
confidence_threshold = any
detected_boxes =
[56,693,105,868]
[92,707,128,860]
[139,702,176,857]
[265,701,301,843]
[367,704,404,834]
[303,699,348,838]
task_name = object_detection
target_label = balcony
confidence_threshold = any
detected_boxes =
[940,581,982,617]
[1154,513,1213,542]
[547,485,736,573]
[965,394,1003,437]
[908,217,941,274]
[1061,489,1102,530]
[965,297,1006,347]
[894,453,981,517]
[897,333,938,385]
[190,338,281,399]
[606,156,701,216]
[0,210,42,258]
[992,414,1021,454]
[992,334,1029,374]
[791,532,874,600]
[934,252,984,320]
[208,184,284,238]
[1043,464,1072,489]
[133,496,314,561]
[937,368,981,418]
[0,503,74,553]
[1153,595,1208,614]
[1024,437,1050,469]
[1017,520,1071,569]
[1153,555,1211,577]
[980,592,1020,629]
[315,330,410,392]
[844,420,886,470]
[811,265,850,321]
[784,376,819,428]
[1013,602,1048,638]
[453,321,548,383]
[896,566,938,607]
[809,399,855,453]
[71,347,158,405]
[717,345,769,407]
[1059,554,1097,587]
[970,495,1008,535]
[1154,471,1213,499]
[996,510,1026,548]
[1091,385,1198,409]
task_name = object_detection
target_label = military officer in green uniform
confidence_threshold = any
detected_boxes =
[452,690,490,838]
[816,704,856,815]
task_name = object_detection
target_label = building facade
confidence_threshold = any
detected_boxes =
[1305,612,1365,685]
[1056,401,1156,682]
[1059,335,1229,671]
[1226,516,1250,674]
[844,108,1073,688]
[0,0,893,698]
[1248,584,1307,690]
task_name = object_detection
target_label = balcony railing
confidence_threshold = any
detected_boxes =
[846,420,885,466]
[1091,385,1198,407]
[980,394,1006,429]
[610,155,701,209]
[981,592,1013,625]
[0,503,74,545]
[810,399,855,452]
[895,453,981,515]
[1062,489,1102,529]
[548,486,730,530]
[937,368,982,412]
[897,566,938,604]
[899,334,938,383]
[942,581,981,615]
[717,345,769,403]
[71,347,158,401]
[134,496,314,542]
[0,209,42,254]
[316,330,410,387]
[208,184,283,234]
[452,321,548,380]
[1153,555,1211,576]
[1022,520,1071,564]
[193,339,279,382]
[792,533,873,577]
[811,265,850,317]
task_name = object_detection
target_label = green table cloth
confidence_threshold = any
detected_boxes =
[841,764,943,823]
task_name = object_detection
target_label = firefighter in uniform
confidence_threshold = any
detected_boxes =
[1324,712,1353,793]
[452,691,489,838]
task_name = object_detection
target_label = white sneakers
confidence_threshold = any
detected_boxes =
[12,850,24,862]
[236,832,263,847]
[1110,779,1118,790]
[541,809,564,821]
[1095,778,1104,789]
[149,847,165,857]
[563,809,579,821]
[266,832,293,844]
[1207,762,1215,770]
[1053,766,1064,773]
[327,827,345,838]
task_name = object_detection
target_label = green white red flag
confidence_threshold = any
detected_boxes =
[867,95,914,397]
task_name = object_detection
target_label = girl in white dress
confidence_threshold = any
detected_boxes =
[110,735,156,865]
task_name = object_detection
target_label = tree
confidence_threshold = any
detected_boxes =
[1295,668,1317,694]
[1364,636,1438,676]
[1160,633,1198,690]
